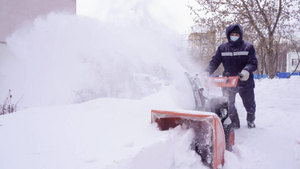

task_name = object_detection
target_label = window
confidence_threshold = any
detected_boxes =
[292,59,299,66]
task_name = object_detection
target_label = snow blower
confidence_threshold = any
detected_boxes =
[151,72,238,169]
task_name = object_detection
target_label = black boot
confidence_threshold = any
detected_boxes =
[247,121,256,128]
[233,122,240,129]
[229,113,240,129]
[247,112,256,129]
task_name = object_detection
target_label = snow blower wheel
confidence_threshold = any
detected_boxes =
[224,123,235,151]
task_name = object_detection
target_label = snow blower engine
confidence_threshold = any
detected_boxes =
[151,72,238,169]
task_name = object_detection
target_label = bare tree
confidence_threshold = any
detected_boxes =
[189,0,300,78]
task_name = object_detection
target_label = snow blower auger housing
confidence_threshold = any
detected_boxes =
[151,72,238,169]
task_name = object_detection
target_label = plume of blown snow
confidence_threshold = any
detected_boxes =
[1,12,198,108]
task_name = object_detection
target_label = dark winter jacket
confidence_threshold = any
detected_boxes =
[205,24,258,89]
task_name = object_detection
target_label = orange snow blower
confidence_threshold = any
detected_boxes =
[151,72,238,169]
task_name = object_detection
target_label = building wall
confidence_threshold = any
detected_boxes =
[0,0,76,43]
[188,31,224,74]
[286,52,300,72]
[188,32,215,66]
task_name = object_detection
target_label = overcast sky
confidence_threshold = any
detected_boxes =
[77,0,195,34]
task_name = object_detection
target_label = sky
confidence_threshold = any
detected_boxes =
[76,0,195,34]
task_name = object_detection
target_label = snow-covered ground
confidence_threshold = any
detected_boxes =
[1,75,300,169]
[1,1,300,168]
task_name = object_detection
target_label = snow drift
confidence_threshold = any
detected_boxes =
[1,77,300,169]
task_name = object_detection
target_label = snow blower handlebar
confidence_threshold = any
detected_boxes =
[204,76,239,88]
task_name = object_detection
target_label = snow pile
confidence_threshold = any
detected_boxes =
[111,127,204,169]
[1,77,300,169]
[0,97,205,169]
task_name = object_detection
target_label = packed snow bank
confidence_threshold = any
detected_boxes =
[0,12,197,108]
[107,127,205,169]
[0,96,205,169]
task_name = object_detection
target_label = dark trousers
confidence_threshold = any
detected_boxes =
[222,87,256,124]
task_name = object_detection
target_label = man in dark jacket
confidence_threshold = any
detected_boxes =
[204,23,258,129]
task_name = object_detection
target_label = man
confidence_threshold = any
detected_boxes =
[204,23,258,129]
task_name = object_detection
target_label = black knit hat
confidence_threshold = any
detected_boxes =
[231,26,240,34]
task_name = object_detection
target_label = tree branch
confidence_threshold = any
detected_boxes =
[241,0,267,44]
[254,0,271,33]
[271,0,282,35]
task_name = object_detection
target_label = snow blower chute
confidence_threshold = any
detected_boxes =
[151,72,238,169]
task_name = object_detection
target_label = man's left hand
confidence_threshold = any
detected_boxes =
[239,70,250,81]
